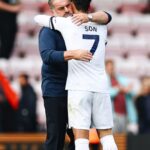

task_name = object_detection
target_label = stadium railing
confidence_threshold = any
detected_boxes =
[0,133,126,150]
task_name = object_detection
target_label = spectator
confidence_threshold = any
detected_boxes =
[0,0,21,59]
[0,70,19,132]
[106,60,138,134]
[17,73,37,132]
[135,76,150,134]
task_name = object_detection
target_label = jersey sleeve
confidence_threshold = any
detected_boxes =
[51,17,69,32]
[34,15,70,33]
[34,15,51,28]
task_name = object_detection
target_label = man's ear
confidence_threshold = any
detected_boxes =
[71,2,77,14]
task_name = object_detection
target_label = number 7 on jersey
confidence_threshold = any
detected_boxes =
[83,34,100,55]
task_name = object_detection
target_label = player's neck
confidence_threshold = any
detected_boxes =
[76,10,88,14]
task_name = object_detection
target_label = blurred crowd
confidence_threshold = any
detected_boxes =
[105,60,150,134]
[0,0,150,135]
[0,70,37,132]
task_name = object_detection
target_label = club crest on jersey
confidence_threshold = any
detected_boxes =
[85,26,97,32]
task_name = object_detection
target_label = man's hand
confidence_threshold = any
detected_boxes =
[119,84,133,94]
[0,1,21,13]
[127,123,138,135]
[11,4,22,13]
[0,1,3,9]
[73,50,93,61]
[64,50,92,61]
[72,13,89,26]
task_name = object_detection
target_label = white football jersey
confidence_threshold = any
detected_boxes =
[34,15,109,93]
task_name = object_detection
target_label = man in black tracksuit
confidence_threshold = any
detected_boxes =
[0,0,20,58]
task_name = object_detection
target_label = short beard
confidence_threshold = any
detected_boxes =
[64,13,73,17]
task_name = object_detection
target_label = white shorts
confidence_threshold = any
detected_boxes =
[68,90,113,130]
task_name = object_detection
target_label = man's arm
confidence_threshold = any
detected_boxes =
[91,11,112,24]
[34,10,112,29]
[0,1,21,13]
[34,15,67,31]
[39,28,64,64]
[39,28,92,64]
[72,11,112,26]
[64,50,92,61]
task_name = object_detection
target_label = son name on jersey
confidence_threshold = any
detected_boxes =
[85,25,97,32]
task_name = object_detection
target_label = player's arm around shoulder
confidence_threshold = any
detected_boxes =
[91,11,112,24]
[34,14,71,30]
[72,11,112,26]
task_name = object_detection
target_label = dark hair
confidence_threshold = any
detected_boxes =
[48,0,55,9]
[19,73,29,81]
[72,0,91,12]
[48,0,51,5]
[105,59,114,66]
